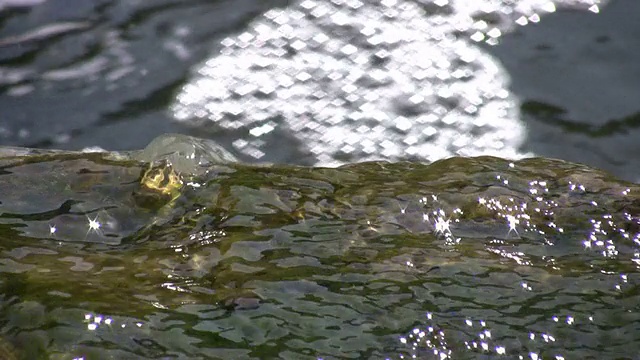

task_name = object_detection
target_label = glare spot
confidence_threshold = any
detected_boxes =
[506,214,520,238]
[434,214,452,237]
[88,217,100,230]
[486,28,501,38]
[542,2,556,12]
[86,214,103,237]
[470,31,485,42]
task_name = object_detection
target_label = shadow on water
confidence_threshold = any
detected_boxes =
[0,0,289,151]
[485,0,640,182]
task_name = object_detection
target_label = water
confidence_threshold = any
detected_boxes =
[0,135,638,358]
[2,0,640,182]
[2,1,640,358]
[0,0,289,149]
[486,0,640,183]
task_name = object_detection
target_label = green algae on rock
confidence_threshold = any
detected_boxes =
[0,134,639,359]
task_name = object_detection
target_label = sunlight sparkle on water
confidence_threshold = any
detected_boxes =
[401,315,520,358]
[84,313,116,331]
[506,214,520,238]
[87,216,100,231]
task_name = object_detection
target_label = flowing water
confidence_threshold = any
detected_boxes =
[0,135,638,359]
[1,1,639,358]
[4,0,640,182]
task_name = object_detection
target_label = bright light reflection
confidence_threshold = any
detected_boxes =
[88,216,101,231]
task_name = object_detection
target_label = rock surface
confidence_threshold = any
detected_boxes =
[0,134,638,358]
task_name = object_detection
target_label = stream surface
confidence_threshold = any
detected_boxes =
[0,135,638,359]
[3,0,640,182]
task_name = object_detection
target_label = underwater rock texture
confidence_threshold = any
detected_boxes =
[0,134,638,359]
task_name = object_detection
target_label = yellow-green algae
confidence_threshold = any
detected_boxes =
[0,135,638,359]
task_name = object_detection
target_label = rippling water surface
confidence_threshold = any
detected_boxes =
[5,0,640,182]
[0,139,638,359]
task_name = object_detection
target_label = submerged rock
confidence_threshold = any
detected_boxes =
[0,134,638,359]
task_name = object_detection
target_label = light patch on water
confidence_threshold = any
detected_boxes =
[86,215,102,235]
[398,313,623,358]
[172,0,607,165]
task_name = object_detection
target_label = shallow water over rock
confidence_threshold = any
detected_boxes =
[0,136,639,359]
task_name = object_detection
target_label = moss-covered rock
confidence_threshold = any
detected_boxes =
[0,134,638,359]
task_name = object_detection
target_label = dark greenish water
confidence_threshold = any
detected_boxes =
[0,136,639,359]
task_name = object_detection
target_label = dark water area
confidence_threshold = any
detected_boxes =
[1,0,639,183]
[0,139,639,359]
[486,0,640,184]
[0,0,289,150]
